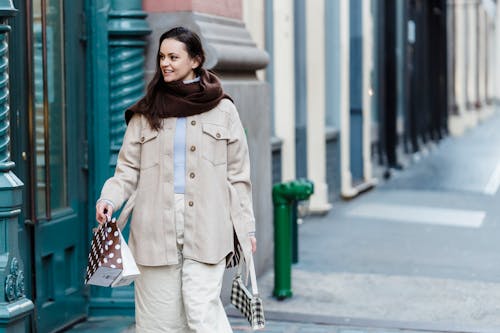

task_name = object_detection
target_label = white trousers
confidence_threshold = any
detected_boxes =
[135,194,232,333]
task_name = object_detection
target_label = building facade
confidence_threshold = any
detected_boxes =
[248,0,498,206]
[2,0,270,332]
[0,0,498,332]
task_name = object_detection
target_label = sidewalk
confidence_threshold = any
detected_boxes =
[246,110,500,333]
[67,111,500,332]
[67,316,454,333]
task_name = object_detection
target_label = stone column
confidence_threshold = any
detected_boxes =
[361,0,376,188]
[483,7,492,108]
[305,0,331,213]
[271,0,296,182]
[450,1,467,135]
[490,2,497,105]
[143,0,271,280]
[446,1,459,134]
[477,6,485,115]
[0,1,34,331]
[243,0,265,80]
[339,0,355,198]
[496,1,500,105]
[466,0,479,126]
[483,0,497,108]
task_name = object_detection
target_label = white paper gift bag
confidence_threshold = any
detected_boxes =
[85,217,140,287]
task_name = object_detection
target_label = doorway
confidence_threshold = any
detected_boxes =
[11,0,88,331]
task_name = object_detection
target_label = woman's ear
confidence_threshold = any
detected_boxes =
[191,56,201,71]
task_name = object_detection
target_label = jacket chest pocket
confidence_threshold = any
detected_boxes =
[139,129,160,170]
[201,123,229,166]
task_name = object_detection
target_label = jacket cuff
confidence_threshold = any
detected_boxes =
[246,220,256,235]
[96,198,115,209]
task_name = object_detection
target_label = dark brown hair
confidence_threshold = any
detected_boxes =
[131,27,206,130]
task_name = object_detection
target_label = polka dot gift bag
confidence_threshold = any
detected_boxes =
[84,216,140,287]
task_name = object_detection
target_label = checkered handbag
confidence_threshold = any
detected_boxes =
[230,255,265,330]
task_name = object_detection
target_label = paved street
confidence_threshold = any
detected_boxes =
[245,110,500,333]
[68,110,500,332]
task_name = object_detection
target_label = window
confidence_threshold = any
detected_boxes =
[32,0,67,218]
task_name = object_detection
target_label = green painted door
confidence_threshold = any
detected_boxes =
[28,0,88,331]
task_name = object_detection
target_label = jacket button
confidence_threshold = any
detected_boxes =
[188,201,194,207]
[189,172,195,179]
[190,145,196,152]
[140,136,145,142]
[191,120,196,126]
[216,133,221,139]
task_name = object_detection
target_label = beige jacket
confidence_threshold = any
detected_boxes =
[99,99,255,266]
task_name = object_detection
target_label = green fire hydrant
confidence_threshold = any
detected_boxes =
[272,179,314,299]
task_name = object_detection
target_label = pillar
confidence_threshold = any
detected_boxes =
[495,0,500,105]
[496,1,500,105]
[272,0,296,183]
[477,5,486,116]
[361,0,375,187]
[0,1,34,332]
[305,0,331,213]
[88,0,150,316]
[447,1,458,131]
[243,0,265,80]
[477,1,494,118]
[339,0,355,198]
[491,1,498,105]
[466,0,479,126]
[324,0,343,200]
[449,1,467,135]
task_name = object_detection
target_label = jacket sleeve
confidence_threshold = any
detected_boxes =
[99,114,141,211]
[227,105,256,235]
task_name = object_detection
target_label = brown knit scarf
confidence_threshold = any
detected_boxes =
[125,69,232,126]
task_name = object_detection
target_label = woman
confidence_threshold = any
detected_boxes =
[95,26,256,332]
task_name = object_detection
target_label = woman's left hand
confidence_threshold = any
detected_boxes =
[250,236,257,253]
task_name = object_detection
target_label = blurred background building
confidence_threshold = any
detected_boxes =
[0,0,498,332]
[252,0,498,206]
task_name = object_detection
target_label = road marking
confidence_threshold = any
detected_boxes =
[484,160,500,195]
[347,203,485,228]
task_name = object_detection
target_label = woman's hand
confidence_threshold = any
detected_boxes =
[250,236,257,253]
[95,200,113,225]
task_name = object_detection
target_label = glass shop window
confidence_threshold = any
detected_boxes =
[32,0,67,219]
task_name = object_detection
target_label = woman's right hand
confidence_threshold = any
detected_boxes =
[96,200,113,224]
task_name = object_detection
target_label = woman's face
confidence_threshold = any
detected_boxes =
[159,38,200,83]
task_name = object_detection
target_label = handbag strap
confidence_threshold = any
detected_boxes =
[237,254,259,296]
